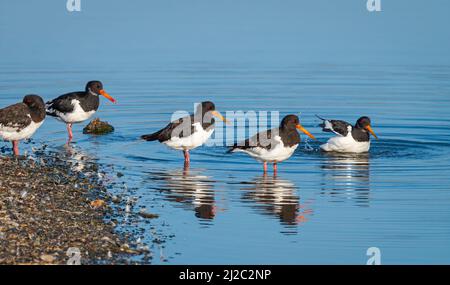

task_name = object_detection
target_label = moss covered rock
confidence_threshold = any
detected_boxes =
[83,118,114,135]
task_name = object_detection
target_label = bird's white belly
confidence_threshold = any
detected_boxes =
[163,124,214,151]
[235,142,298,163]
[0,120,44,141]
[54,100,96,124]
[320,134,370,153]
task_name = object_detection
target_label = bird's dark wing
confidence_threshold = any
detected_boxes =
[46,92,83,116]
[142,114,197,142]
[317,115,351,137]
[229,128,276,151]
[0,103,32,130]
[326,120,352,136]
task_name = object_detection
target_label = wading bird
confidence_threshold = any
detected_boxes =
[141,101,228,167]
[46,81,116,143]
[228,114,316,174]
[0,95,46,156]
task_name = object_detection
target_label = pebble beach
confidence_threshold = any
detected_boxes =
[0,149,150,264]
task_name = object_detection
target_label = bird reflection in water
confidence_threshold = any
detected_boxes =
[239,175,313,233]
[147,167,219,222]
[320,152,370,206]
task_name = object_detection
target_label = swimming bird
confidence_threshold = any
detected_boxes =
[46,81,116,143]
[316,115,378,153]
[0,95,46,156]
[228,115,316,174]
[141,101,227,166]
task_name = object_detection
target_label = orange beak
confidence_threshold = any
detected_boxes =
[296,124,316,140]
[365,125,378,139]
[211,110,231,125]
[99,90,116,104]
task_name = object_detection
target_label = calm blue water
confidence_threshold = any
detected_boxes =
[1,62,449,264]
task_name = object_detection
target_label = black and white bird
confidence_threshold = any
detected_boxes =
[46,81,116,143]
[0,95,46,156]
[229,115,316,174]
[141,101,228,166]
[316,115,378,153]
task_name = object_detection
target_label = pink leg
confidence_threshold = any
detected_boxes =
[12,140,19,156]
[263,162,268,173]
[67,123,73,143]
[183,164,190,174]
[273,162,278,176]
[183,150,190,162]
[183,150,190,167]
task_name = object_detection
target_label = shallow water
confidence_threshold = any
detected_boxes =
[1,62,449,264]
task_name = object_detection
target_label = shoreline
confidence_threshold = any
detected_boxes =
[0,151,149,265]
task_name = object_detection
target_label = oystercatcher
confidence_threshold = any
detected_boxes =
[141,101,228,166]
[228,114,316,174]
[46,81,116,143]
[316,115,378,153]
[0,95,46,156]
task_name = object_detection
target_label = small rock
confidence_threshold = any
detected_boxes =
[90,199,106,208]
[111,195,121,204]
[40,254,56,263]
[83,118,114,135]
[138,210,159,219]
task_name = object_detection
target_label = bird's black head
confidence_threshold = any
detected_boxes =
[355,116,371,129]
[195,101,228,125]
[196,101,216,115]
[280,114,300,130]
[280,114,316,140]
[23,94,45,109]
[355,116,378,139]
[23,94,46,122]
[85,81,116,103]
[85,81,103,95]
